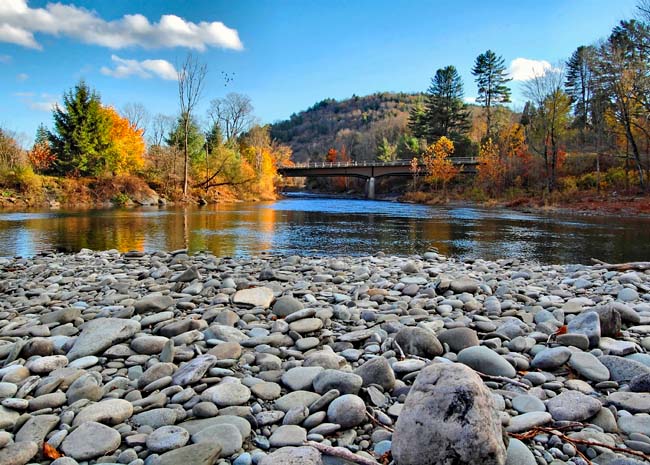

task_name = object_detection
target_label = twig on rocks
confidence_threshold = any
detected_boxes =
[476,371,530,390]
[365,408,395,433]
[510,426,650,463]
[590,258,650,271]
[392,340,405,361]
[305,441,382,465]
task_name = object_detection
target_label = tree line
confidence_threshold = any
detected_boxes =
[0,54,292,202]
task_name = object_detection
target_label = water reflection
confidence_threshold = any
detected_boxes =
[0,195,649,264]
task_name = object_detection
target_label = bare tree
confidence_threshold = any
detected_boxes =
[122,102,150,135]
[177,53,207,195]
[149,113,174,148]
[207,93,254,142]
[523,65,571,192]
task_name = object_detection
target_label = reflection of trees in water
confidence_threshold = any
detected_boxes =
[1,204,649,263]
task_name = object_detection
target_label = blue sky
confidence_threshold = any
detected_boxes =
[0,0,639,145]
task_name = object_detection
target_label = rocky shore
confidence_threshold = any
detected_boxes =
[0,250,650,465]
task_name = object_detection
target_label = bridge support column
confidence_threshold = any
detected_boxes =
[366,177,375,199]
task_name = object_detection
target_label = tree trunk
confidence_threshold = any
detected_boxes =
[183,119,189,196]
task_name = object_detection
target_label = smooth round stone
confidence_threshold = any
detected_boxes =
[0,382,18,398]
[392,359,426,374]
[26,355,68,374]
[505,412,553,433]
[313,369,363,395]
[131,336,170,354]
[530,347,572,370]
[618,288,639,302]
[210,382,251,407]
[326,394,366,428]
[275,391,321,412]
[73,398,133,426]
[295,337,320,351]
[259,446,322,465]
[0,441,38,465]
[251,382,282,400]
[192,423,243,457]
[233,452,253,465]
[607,392,650,414]
[272,296,304,317]
[288,318,323,334]
[437,327,480,352]
[546,391,601,422]
[68,355,99,369]
[568,351,610,382]
[269,425,307,447]
[282,366,324,391]
[458,346,516,378]
[506,438,536,465]
[146,425,190,453]
[512,394,546,414]
[61,421,121,460]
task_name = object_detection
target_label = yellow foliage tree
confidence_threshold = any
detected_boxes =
[101,106,145,175]
[423,136,458,192]
[477,138,506,194]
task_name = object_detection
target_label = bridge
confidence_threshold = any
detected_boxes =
[278,157,478,199]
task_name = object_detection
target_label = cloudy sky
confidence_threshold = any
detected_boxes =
[0,0,639,143]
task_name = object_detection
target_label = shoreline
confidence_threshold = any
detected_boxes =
[0,250,649,464]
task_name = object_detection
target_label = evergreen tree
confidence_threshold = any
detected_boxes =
[565,45,596,141]
[421,66,470,144]
[166,113,205,165]
[407,98,427,140]
[472,50,512,138]
[205,122,224,154]
[49,80,112,175]
[35,124,49,146]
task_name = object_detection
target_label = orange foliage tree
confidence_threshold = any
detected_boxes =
[101,106,146,175]
[477,138,506,194]
[28,142,56,173]
[424,136,458,192]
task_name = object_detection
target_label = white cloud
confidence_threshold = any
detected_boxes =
[463,96,476,104]
[16,72,28,81]
[101,55,177,80]
[29,100,57,112]
[508,58,559,81]
[0,0,243,51]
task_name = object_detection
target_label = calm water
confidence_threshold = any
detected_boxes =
[0,194,649,264]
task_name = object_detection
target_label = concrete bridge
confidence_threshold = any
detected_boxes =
[278,157,478,199]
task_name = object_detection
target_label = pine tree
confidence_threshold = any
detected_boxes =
[205,122,224,154]
[166,114,206,166]
[35,124,49,146]
[421,66,470,144]
[472,50,512,138]
[408,98,427,140]
[565,45,596,142]
[49,80,112,176]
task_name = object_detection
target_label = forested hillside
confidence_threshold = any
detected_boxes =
[270,93,423,162]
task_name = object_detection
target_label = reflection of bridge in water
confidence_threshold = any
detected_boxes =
[278,158,479,199]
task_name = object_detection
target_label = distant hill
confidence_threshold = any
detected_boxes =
[270,92,422,163]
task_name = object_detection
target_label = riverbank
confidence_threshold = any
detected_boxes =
[0,250,649,465]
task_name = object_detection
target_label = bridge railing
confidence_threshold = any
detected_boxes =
[279,157,477,169]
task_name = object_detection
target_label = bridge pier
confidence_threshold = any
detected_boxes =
[366,177,375,200]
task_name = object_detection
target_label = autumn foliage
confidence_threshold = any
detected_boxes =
[28,142,56,173]
[101,106,146,175]
[423,136,458,192]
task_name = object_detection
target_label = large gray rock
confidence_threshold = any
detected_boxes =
[233,287,274,308]
[260,446,322,465]
[567,311,601,348]
[546,391,602,422]
[172,354,217,386]
[0,441,38,465]
[394,327,443,359]
[438,327,480,352]
[458,346,516,378]
[156,442,222,465]
[15,414,59,446]
[392,363,507,465]
[134,293,174,314]
[600,355,650,382]
[73,398,133,426]
[272,296,304,317]
[354,357,395,391]
[61,421,121,460]
[506,438,536,465]
[568,351,610,382]
[67,317,140,360]
[326,394,366,428]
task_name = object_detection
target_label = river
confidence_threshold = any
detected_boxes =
[0,194,648,264]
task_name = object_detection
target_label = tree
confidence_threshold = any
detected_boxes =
[472,50,512,138]
[423,136,458,192]
[0,128,25,170]
[565,45,597,142]
[208,93,255,143]
[408,98,427,140]
[166,114,206,168]
[101,106,146,175]
[377,137,397,162]
[523,67,572,191]
[121,102,150,136]
[477,138,506,194]
[177,53,207,195]
[420,66,470,144]
[49,80,112,176]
